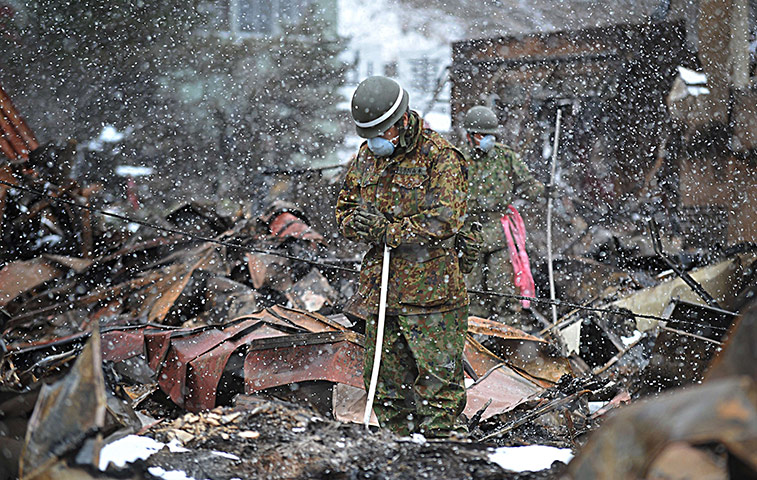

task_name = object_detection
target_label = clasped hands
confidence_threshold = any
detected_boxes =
[350,206,389,244]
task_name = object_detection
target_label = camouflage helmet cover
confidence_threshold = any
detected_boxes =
[351,76,409,138]
[463,106,499,135]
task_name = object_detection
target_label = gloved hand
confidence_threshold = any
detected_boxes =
[455,222,482,274]
[352,208,389,244]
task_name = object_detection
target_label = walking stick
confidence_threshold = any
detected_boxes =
[364,243,391,429]
[546,108,562,326]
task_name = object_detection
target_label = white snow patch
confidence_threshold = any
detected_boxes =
[489,445,574,472]
[212,451,240,460]
[88,125,130,151]
[687,86,710,96]
[410,433,427,444]
[621,330,642,347]
[98,435,165,470]
[99,125,126,143]
[464,377,475,388]
[166,438,190,453]
[115,165,154,177]
[677,66,707,85]
[98,435,188,471]
[147,467,196,480]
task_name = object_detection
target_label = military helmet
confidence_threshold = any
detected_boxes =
[351,76,409,138]
[463,106,499,135]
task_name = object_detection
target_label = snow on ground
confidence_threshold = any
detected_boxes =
[488,445,574,473]
[115,165,155,177]
[98,435,188,470]
[621,329,642,346]
[677,66,707,85]
[147,467,196,480]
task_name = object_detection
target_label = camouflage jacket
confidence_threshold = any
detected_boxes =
[463,142,544,250]
[336,111,469,319]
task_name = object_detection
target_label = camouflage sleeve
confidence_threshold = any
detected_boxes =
[335,154,364,242]
[385,148,468,247]
[510,150,544,202]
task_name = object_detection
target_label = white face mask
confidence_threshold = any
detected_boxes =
[477,135,495,153]
[367,133,400,157]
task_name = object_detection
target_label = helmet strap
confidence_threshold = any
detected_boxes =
[466,133,477,149]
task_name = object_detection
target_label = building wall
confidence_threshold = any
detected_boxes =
[450,22,688,198]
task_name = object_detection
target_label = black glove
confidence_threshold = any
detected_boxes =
[352,208,389,244]
[455,222,482,274]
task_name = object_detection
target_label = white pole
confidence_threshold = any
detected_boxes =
[363,243,391,429]
[547,108,562,326]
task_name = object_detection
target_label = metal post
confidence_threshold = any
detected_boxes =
[547,108,562,326]
[363,243,391,429]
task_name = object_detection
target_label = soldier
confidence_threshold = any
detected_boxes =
[335,76,469,437]
[461,106,545,322]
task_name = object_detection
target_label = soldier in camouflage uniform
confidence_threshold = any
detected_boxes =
[335,76,469,437]
[461,106,544,322]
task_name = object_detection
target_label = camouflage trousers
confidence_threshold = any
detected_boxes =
[363,307,468,436]
[465,247,519,322]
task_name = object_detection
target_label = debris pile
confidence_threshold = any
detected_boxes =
[1,152,755,478]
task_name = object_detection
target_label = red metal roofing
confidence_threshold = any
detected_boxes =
[0,83,38,163]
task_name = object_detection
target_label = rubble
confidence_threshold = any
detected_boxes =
[1,133,755,479]
[1,6,756,478]
[567,304,757,479]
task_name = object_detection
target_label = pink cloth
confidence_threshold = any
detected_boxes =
[500,205,535,308]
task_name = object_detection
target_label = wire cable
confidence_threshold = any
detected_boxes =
[0,178,734,336]
[0,178,357,273]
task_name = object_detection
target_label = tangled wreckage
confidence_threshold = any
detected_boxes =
[2,11,757,480]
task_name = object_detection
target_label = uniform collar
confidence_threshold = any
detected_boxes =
[397,110,422,154]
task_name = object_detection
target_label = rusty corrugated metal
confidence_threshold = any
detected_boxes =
[0,84,38,163]
[0,259,62,308]
[269,211,325,243]
[101,329,145,363]
[1,307,559,419]
[185,322,289,412]
[467,316,548,342]
[157,320,260,407]
[245,331,365,393]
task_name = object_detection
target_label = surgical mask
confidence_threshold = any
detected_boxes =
[367,134,399,157]
[477,135,495,153]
